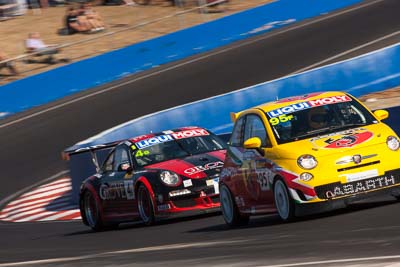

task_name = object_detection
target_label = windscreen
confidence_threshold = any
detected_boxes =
[267,95,377,144]
[132,134,226,167]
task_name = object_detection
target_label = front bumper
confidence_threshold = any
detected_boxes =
[295,184,400,217]
[154,178,220,216]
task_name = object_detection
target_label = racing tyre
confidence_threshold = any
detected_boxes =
[138,184,156,226]
[220,184,249,226]
[273,179,295,221]
[82,191,104,231]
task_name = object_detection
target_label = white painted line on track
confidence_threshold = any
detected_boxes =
[255,255,400,267]
[0,239,248,266]
[0,0,385,130]
[291,30,400,74]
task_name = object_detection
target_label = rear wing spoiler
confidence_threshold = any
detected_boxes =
[63,141,120,172]
[63,141,120,204]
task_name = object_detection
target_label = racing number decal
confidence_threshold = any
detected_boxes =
[135,150,150,157]
[269,114,294,126]
[256,169,270,191]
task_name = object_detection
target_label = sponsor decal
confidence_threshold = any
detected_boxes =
[325,175,396,199]
[183,179,193,187]
[267,95,351,118]
[136,134,173,149]
[99,181,135,200]
[131,134,154,143]
[184,161,224,175]
[172,129,209,139]
[324,131,373,148]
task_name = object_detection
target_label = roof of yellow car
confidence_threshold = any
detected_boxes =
[257,91,347,112]
[230,91,349,122]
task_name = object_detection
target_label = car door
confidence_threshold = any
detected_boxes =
[241,114,275,212]
[99,145,136,218]
[112,145,138,218]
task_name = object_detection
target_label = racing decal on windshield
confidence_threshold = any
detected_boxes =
[131,134,155,143]
[135,134,173,149]
[135,149,150,157]
[269,114,294,126]
[172,129,209,139]
[324,131,373,148]
[267,95,351,118]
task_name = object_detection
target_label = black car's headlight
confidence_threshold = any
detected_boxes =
[160,170,181,186]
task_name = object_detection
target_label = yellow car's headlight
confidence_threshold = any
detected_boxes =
[387,136,400,151]
[297,154,318,170]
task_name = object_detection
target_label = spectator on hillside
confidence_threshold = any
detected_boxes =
[65,7,92,34]
[25,32,66,64]
[79,3,105,31]
[0,50,18,75]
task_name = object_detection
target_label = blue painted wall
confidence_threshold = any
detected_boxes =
[0,0,363,118]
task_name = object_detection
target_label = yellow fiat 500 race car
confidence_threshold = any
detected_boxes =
[219,91,400,226]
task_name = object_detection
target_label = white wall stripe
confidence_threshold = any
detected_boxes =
[8,187,71,205]
[2,194,71,212]
[2,200,74,219]
[36,178,70,189]
[7,205,76,220]
[21,182,71,198]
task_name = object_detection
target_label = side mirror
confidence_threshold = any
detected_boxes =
[373,109,389,121]
[244,137,262,149]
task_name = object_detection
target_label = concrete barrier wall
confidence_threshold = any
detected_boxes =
[0,0,362,118]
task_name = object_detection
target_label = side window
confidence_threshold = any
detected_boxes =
[113,146,130,171]
[230,117,245,147]
[103,151,115,172]
[244,115,271,147]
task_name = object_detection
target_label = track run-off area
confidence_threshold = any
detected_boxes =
[2,0,400,266]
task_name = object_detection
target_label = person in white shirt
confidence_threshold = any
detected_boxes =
[25,32,60,64]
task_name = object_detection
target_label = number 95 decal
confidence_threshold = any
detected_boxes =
[269,114,294,126]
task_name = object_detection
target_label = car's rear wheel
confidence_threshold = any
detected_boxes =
[273,179,295,221]
[138,184,155,226]
[220,184,249,226]
[82,191,104,231]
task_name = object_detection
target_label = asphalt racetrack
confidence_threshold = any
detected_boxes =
[2,0,400,266]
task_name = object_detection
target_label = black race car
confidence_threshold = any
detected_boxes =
[79,127,226,230]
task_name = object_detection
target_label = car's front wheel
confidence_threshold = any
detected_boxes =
[137,184,156,226]
[273,179,295,221]
[82,190,104,231]
[220,184,249,226]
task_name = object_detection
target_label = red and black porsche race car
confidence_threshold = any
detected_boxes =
[79,127,226,230]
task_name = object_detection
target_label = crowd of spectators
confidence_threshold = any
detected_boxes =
[0,0,228,77]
